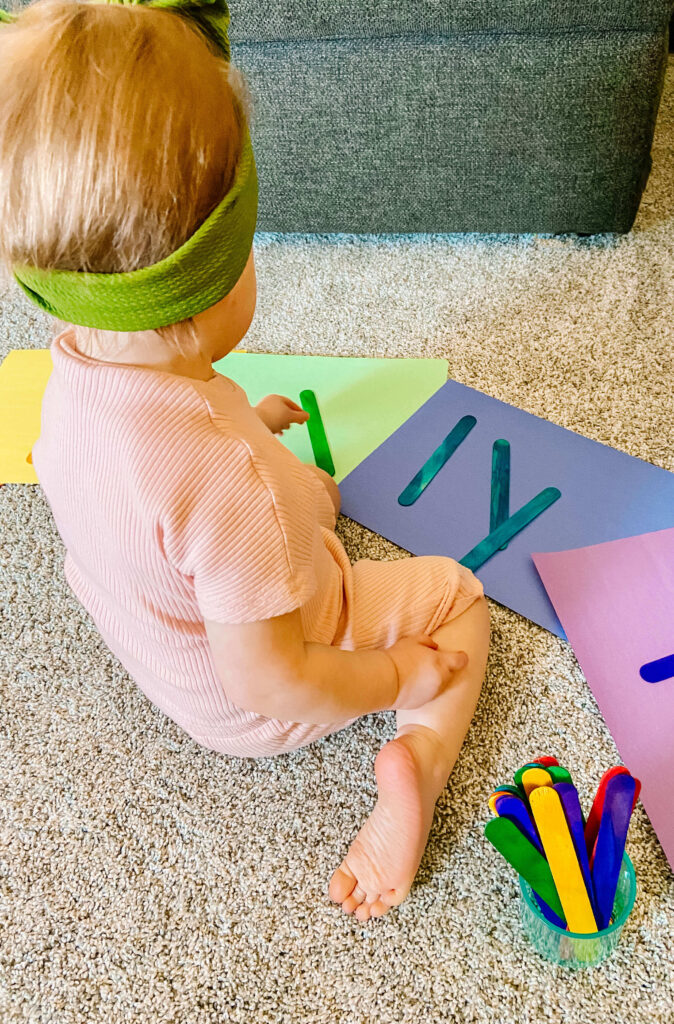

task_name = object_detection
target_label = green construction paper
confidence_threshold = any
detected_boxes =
[212,352,448,483]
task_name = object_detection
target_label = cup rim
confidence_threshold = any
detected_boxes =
[519,852,636,939]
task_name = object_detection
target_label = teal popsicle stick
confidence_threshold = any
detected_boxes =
[300,389,335,476]
[490,439,510,551]
[398,415,477,506]
[460,487,562,573]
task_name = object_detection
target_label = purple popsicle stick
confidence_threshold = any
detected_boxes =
[494,794,566,929]
[554,782,598,921]
[591,774,637,930]
[494,795,542,853]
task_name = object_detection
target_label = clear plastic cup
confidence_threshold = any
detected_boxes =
[519,853,636,968]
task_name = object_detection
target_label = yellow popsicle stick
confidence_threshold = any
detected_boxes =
[488,792,505,815]
[0,349,53,483]
[530,786,597,933]
[521,766,552,799]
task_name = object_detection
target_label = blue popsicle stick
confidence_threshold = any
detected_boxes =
[494,793,566,928]
[398,415,477,506]
[639,653,674,683]
[494,795,542,854]
[554,782,598,922]
[460,487,562,573]
[591,774,637,929]
[490,439,510,551]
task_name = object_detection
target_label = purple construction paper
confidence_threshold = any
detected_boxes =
[533,528,674,871]
[338,379,674,636]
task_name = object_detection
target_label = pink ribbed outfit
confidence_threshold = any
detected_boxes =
[32,329,484,757]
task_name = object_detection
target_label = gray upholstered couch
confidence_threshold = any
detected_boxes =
[1,0,671,234]
[229,1,673,235]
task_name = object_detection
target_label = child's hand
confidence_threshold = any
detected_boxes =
[385,634,468,710]
[255,394,310,435]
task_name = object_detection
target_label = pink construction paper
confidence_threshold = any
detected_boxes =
[532,528,674,872]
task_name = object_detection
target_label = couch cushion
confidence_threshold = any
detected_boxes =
[228,0,673,45]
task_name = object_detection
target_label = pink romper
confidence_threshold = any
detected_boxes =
[32,329,484,757]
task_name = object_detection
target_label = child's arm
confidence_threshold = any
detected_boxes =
[205,608,468,725]
[255,394,309,434]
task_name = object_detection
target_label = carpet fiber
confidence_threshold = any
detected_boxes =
[1,61,673,1024]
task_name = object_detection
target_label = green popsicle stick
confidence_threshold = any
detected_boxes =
[484,817,565,921]
[546,766,573,786]
[299,389,335,476]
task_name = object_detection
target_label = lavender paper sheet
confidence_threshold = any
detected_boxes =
[338,379,674,636]
[532,529,674,871]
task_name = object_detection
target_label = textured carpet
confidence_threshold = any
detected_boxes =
[1,62,673,1024]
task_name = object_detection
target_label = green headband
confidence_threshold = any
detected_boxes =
[0,0,258,332]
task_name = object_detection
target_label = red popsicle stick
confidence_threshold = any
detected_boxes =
[533,756,559,768]
[585,766,641,860]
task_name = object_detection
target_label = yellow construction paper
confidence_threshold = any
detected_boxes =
[0,349,53,483]
[0,348,448,485]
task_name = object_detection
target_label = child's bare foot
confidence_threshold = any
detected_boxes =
[328,725,451,921]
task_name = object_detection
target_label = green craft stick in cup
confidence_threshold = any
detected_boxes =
[519,853,636,969]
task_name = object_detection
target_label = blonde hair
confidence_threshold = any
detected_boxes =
[0,0,253,358]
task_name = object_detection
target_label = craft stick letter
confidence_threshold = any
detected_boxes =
[460,487,562,573]
[299,389,335,477]
[639,653,674,684]
[398,415,477,506]
[490,439,510,551]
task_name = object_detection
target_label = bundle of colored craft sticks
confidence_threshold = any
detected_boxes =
[485,758,640,933]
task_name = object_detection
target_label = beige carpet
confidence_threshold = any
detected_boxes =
[1,61,673,1024]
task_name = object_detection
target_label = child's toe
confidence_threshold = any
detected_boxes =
[354,901,373,922]
[328,861,357,903]
[369,899,389,917]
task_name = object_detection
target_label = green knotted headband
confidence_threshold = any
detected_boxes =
[0,0,258,331]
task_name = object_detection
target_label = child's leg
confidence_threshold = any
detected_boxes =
[329,594,490,921]
[396,593,491,780]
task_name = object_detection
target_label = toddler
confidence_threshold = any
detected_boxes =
[0,0,490,921]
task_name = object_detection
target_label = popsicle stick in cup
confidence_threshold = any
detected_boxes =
[521,766,553,799]
[585,767,641,859]
[530,786,597,934]
[591,773,638,930]
[484,816,566,924]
